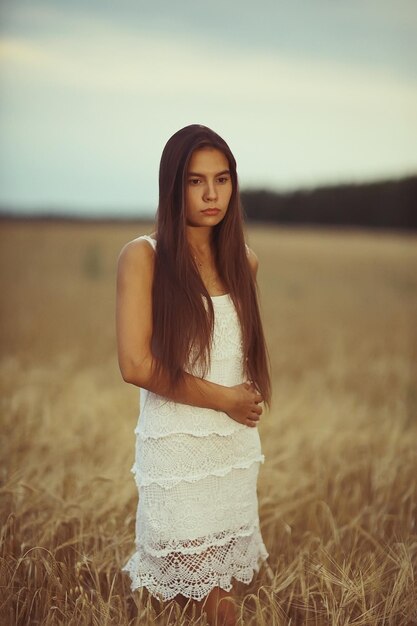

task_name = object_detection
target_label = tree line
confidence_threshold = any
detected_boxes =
[240,175,417,231]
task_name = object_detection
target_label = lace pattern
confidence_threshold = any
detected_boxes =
[122,523,269,602]
[134,462,262,546]
[132,427,264,489]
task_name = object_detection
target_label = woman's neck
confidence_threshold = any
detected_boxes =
[186,225,214,255]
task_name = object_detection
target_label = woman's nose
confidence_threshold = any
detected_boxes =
[204,181,217,200]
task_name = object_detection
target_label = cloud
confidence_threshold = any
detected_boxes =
[2,26,417,108]
[3,0,417,80]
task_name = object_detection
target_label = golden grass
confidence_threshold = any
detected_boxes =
[1,219,416,625]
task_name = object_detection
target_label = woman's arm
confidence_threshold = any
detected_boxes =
[116,238,263,425]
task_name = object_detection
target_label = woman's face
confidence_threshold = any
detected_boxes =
[184,147,233,228]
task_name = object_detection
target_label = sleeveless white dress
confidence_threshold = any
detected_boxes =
[122,235,269,602]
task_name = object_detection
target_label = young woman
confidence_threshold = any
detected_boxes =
[117,124,272,626]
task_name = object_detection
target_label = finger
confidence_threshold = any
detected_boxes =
[243,381,251,390]
[254,393,263,404]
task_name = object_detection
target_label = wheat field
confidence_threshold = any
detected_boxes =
[1,219,416,625]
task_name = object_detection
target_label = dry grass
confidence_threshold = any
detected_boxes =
[1,219,416,625]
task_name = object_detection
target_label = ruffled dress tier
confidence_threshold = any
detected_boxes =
[122,235,269,602]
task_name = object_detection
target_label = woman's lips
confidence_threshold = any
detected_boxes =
[201,208,220,216]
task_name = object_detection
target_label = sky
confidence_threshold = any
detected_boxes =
[0,0,416,217]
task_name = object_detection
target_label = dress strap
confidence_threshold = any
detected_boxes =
[139,235,157,251]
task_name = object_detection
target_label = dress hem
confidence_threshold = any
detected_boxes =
[122,551,270,603]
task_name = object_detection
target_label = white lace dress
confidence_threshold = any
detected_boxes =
[122,235,269,602]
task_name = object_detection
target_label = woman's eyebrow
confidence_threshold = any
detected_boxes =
[187,169,231,177]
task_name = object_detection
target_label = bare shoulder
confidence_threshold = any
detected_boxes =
[117,236,156,281]
[245,245,259,279]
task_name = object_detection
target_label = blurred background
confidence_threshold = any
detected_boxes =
[2,2,417,624]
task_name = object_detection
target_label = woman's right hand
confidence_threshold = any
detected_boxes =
[224,381,263,427]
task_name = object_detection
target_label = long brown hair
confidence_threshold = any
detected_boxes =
[151,124,271,406]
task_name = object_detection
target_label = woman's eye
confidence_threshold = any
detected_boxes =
[189,179,200,185]
[218,177,229,184]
